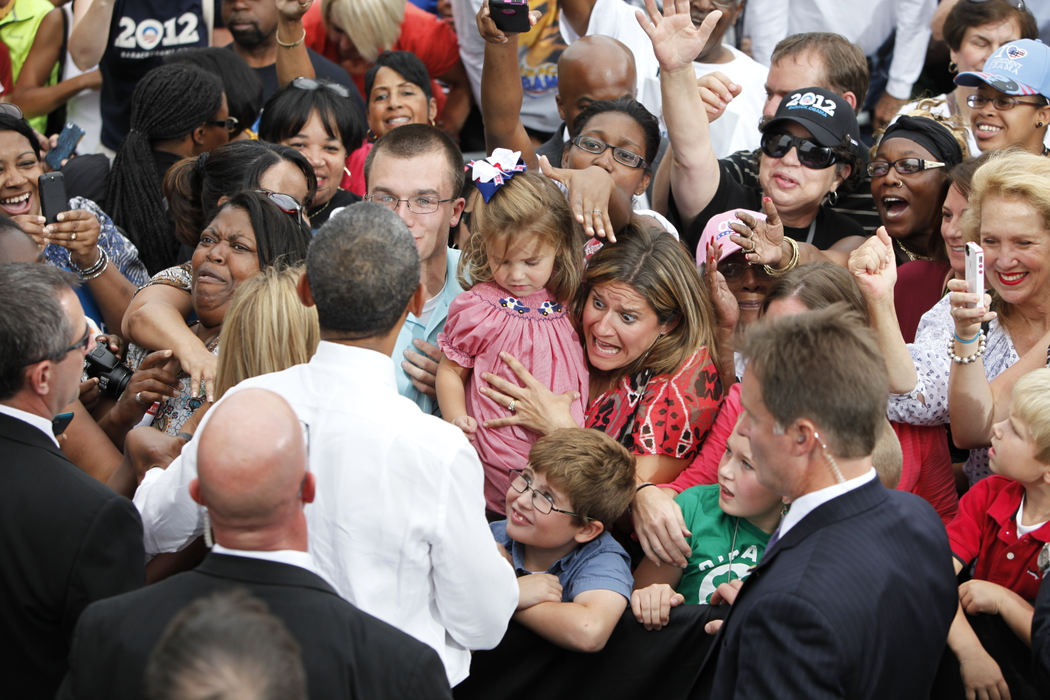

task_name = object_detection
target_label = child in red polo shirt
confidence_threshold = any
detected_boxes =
[945,368,1050,696]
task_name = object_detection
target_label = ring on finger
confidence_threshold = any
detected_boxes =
[135,391,143,405]
[71,231,77,241]
[507,399,516,413]
[592,209,602,215]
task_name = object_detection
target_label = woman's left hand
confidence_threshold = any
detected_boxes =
[728,198,784,267]
[479,351,581,434]
[110,349,180,428]
[946,277,996,341]
[539,156,616,241]
[44,209,103,270]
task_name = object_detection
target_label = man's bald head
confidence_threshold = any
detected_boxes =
[0,217,41,264]
[194,389,310,541]
[557,35,637,131]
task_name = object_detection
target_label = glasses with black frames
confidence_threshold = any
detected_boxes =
[207,116,240,132]
[966,94,1048,111]
[760,132,839,169]
[25,323,91,366]
[866,157,946,178]
[570,135,647,169]
[508,468,590,519]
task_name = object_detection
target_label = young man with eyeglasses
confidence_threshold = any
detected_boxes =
[489,428,636,653]
[0,263,144,698]
[363,123,466,416]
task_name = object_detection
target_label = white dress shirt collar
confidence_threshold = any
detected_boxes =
[0,404,60,448]
[210,544,322,579]
[779,469,879,539]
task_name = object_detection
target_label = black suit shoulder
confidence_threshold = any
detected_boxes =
[0,413,144,698]
[62,554,451,700]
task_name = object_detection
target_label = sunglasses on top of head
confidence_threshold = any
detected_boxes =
[255,190,305,225]
[760,132,839,169]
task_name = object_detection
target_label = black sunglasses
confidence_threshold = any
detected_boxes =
[207,116,240,132]
[291,76,351,99]
[0,103,24,120]
[760,132,838,169]
[255,190,305,225]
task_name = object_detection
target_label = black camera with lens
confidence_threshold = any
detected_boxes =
[84,342,132,398]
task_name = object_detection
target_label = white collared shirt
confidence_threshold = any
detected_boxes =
[133,342,518,686]
[0,404,59,448]
[779,469,879,540]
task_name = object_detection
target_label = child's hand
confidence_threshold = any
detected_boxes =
[958,579,1006,616]
[631,583,684,631]
[516,573,562,610]
[451,414,478,437]
[957,644,1010,700]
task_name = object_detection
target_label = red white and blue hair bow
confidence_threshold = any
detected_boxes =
[468,148,527,202]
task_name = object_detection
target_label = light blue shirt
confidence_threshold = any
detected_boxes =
[393,248,464,415]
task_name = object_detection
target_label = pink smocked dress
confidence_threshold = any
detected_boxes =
[439,281,589,513]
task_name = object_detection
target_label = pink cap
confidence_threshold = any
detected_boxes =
[697,209,766,269]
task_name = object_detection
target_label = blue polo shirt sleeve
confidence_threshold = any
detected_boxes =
[561,532,633,602]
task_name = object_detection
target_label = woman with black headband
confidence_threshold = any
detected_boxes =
[871,113,969,266]
[868,114,968,341]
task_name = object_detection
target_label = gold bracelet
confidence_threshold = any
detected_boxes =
[275,26,306,48]
[763,237,800,276]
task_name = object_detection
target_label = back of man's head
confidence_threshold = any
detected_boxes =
[196,389,308,536]
[771,33,869,113]
[0,215,38,263]
[740,304,887,458]
[305,202,420,339]
[364,123,465,196]
[0,264,78,401]
[145,588,306,700]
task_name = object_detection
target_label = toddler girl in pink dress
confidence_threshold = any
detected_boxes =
[437,154,589,515]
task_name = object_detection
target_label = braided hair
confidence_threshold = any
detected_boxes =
[105,63,224,274]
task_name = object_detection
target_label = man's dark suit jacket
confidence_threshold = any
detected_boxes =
[701,477,957,699]
[0,412,145,699]
[59,553,453,700]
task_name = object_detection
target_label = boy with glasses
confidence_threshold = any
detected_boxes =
[490,428,636,652]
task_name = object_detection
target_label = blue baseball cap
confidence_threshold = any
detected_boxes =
[955,39,1050,98]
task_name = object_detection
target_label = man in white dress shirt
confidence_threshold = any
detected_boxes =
[132,203,519,686]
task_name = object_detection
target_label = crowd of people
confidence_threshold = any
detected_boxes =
[3,0,1050,698]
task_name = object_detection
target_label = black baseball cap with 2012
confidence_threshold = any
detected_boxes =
[762,86,864,156]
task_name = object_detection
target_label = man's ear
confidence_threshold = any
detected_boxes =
[23,361,50,398]
[189,478,203,506]
[842,92,859,112]
[555,92,566,123]
[299,471,316,505]
[297,271,316,308]
[573,518,605,544]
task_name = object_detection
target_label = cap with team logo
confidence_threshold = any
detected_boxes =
[955,39,1050,98]
[761,86,862,153]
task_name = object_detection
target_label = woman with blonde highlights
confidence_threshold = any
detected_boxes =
[852,149,1050,485]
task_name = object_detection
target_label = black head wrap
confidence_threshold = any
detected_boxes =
[880,115,964,169]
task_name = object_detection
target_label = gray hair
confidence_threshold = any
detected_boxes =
[0,264,79,400]
[306,202,420,338]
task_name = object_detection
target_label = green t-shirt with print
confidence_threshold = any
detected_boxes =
[675,484,772,604]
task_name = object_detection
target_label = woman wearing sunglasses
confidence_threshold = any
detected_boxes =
[644,7,866,261]
[954,38,1050,155]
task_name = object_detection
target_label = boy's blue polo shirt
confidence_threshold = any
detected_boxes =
[393,248,464,416]
[490,520,633,601]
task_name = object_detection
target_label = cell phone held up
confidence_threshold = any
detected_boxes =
[38,172,68,225]
[964,241,984,309]
[44,122,85,171]
[490,0,531,33]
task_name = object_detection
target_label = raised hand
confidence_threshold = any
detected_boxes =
[636,0,722,74]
